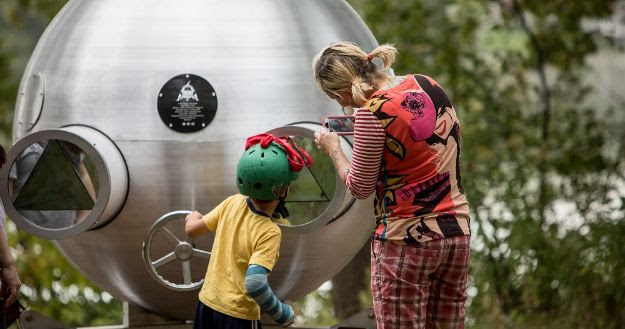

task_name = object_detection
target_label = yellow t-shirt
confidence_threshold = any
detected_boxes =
[198,194,282,320]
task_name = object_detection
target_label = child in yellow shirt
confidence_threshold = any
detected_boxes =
[185,133,312,329]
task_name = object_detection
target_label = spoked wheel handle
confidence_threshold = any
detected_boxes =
[142,210,211,291]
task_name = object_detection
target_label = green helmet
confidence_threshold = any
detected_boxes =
[236,142,298,200]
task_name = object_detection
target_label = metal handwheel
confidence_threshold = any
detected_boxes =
[142,210,211,291]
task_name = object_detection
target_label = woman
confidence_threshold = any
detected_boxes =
[313,42,471,329]
[0,145,22,309]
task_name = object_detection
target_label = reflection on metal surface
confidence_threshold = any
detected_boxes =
[3,0,379,320]
[267,124,353,231]
[282,136,335,226]
[15,73,44,131]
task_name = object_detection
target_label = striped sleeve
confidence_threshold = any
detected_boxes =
[345,108,385,199]
[245,265,294,325]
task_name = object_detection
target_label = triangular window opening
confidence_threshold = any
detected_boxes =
[13,140,95,211]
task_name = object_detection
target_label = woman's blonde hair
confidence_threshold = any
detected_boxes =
[312,41,397,106]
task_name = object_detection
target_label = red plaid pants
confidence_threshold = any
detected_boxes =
[371,235,471,329]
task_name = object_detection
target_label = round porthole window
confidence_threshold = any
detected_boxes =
[267,123,355,231]
[0,126,128,239]
[9,139,99,229]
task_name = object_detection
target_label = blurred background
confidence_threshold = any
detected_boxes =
[1,0,624,328]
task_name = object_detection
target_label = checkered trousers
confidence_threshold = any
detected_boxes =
[371,235,471,329]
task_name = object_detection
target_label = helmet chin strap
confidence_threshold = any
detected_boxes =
[273,196,290,219]
[272,187,290,219]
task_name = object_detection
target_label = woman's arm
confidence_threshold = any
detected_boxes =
[315,109,385,199]
[0,226,21,306]
[314,129,350,184]
[328,143,351,184]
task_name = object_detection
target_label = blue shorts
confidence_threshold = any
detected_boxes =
[193,302,262,329]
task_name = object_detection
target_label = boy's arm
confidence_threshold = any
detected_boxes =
[185,197,228,237]
[245,265,294,326]
[184,211,208,238]
[246,230,293,326]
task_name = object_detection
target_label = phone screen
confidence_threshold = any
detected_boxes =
[322,115,356,135]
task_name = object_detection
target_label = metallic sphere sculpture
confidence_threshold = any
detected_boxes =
[0,0,378,320]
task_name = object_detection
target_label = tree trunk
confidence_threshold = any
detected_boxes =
[330,239,371,320]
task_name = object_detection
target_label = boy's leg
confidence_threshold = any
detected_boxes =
[371,239,440,329]
[192,302,261,329]
[425,235,471,329]
[192,301,212,329]
[211,308,261,329]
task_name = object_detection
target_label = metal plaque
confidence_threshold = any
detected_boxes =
[157,74,217,133]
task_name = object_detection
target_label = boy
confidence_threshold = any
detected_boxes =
[185,133,312,329]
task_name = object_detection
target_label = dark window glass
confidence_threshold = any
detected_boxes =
[9,140,98,229]
[282,136,337,226]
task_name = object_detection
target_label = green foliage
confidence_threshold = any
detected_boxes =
[292,284,336,327]
[1,0,624,327]
[284,137,337,226]
[9,222,122,327]
[0,0,67,144]
[1,0,122,326]
[346,0,625,328]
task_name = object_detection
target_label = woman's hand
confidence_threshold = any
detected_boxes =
[314,128,340,155]
[1,263,21,306]
[314,128,351,184]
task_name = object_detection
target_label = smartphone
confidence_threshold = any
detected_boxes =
[321,115,356,135]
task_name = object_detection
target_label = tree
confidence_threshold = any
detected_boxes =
[2,1,625,328]
[1,1,122,326]
[345,0,625,328]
